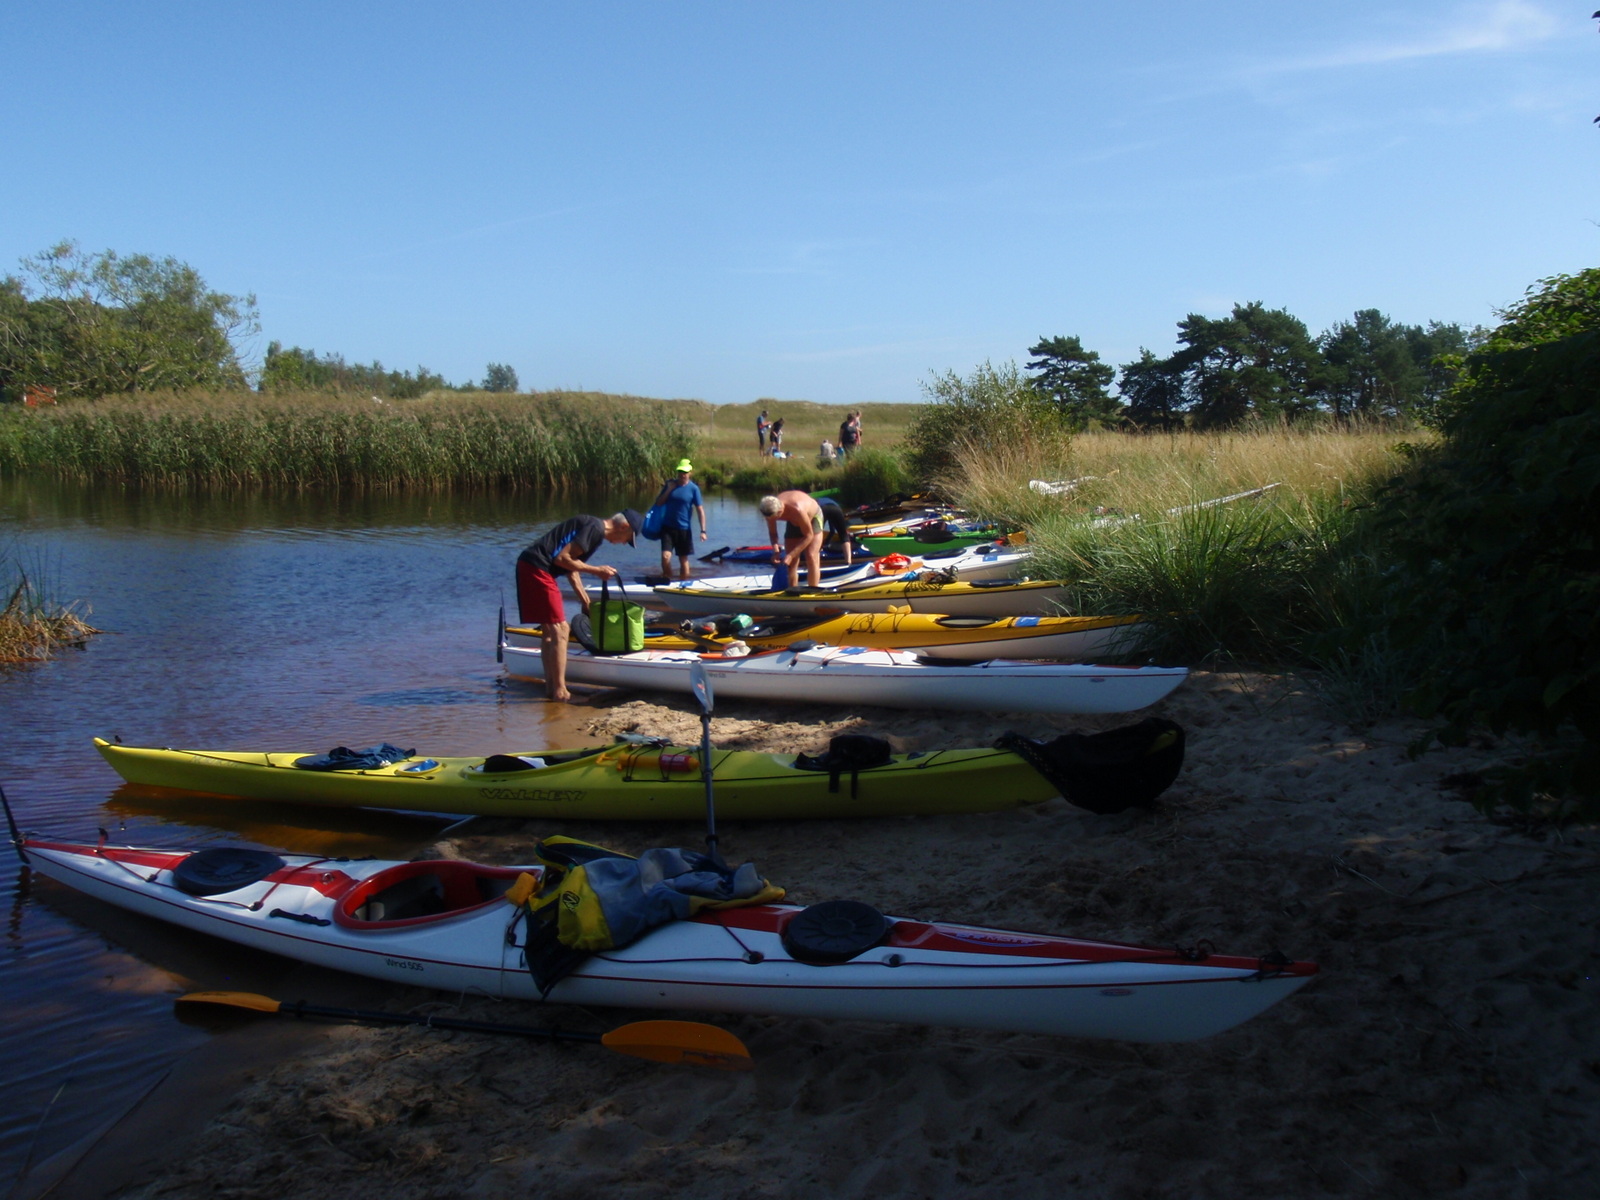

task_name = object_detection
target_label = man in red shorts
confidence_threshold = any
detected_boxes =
[515,509,643,701]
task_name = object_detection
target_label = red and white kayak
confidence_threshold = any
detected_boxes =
[22,837,1317,1042]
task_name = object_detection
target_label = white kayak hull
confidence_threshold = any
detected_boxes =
[501,639,1186,714]
[665,544,1033,598]
[23,839,1317,1042]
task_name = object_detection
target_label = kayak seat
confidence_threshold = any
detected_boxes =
[356,873,446,922]
[335,860,531,927]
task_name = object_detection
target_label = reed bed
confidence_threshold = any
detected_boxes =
[0,554,99,663]
[0,390,694,490]
[951,426,1427,703]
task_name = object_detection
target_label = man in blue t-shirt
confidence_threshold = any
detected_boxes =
[652,458,708,579]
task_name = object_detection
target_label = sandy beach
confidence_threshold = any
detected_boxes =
[44,671,1600,1199]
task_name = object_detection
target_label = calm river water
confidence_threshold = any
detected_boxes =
[0,479,767,1184]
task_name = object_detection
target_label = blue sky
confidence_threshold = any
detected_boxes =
[2,2,1594,403]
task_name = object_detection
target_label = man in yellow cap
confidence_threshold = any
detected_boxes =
[652,458,708,579]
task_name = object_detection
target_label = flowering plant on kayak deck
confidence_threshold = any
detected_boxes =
[514,836,784,994]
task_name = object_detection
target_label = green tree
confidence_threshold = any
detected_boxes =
[0,241,256,400]
[1024,335,1120,429]
[482,362,519,393]
[1117,349,1186,430]
[903,360,1067,484]
[1319,309,1419,421]
[1167,302,1323,428]
[259,343,457,397]
[1375,268,1600,811]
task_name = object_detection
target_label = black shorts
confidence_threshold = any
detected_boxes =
[661,527,693,557]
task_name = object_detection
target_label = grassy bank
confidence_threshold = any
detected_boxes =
[950,426,1425,714]
[0,390,695,490]
[661,400,917,496]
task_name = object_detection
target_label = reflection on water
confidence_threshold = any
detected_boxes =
[0,479,763,1186]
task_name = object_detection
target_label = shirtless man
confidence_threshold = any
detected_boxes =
[757,490,824,589]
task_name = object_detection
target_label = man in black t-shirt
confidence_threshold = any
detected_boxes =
[515,508,643,701]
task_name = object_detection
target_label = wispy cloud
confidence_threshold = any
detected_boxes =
[1257,0,1561,75]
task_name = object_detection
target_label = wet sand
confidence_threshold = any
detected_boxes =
[40,672,1600,1199]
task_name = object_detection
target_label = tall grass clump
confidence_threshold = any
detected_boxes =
[951,425,1420,687]
[1,545,99,662]
[0,390,694,490]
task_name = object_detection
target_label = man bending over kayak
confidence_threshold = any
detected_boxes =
[516,509,643,701]
[758,491,825,589]
[818,496,856,567]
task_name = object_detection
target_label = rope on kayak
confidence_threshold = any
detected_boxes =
[93,848,340,910]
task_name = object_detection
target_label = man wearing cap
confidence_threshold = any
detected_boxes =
[516,508,643,701]
[652,458,708,580]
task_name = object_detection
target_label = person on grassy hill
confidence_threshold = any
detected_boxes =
[759,490,825,589]
[515,509,643,702]
[652,458,707,581]
[769,417,785,457]
[756,409,770,454]
[839,412,860,461]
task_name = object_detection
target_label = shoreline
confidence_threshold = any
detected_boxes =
[38,671,1600,1199]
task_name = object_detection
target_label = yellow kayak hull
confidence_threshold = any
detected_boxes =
[95,738,1059,821]
[508,612,1142,661]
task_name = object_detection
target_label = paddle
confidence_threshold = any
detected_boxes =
[0,785,26,863]
[688,660,723,868]
[176,991,752,1069]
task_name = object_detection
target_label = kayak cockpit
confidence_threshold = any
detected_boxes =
[333,860,535,929]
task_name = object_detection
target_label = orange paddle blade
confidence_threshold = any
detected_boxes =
[177,991,284,1013]
[601,1020,753,1070]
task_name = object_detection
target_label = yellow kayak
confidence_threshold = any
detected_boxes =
[507,611,1142,662]
[94,738,1060,820]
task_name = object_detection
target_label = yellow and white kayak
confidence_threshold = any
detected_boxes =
[652,575,1069,618]
[94,738,1061,820]
[507,611,1143,662]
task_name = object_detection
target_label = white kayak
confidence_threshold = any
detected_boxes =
[666,543,1034,597]
[22,837,1318,1042]
[500,637,1187,714]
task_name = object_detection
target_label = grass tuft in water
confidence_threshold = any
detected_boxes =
[0,549,100,663]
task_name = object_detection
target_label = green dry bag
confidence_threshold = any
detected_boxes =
[592,578,646,654]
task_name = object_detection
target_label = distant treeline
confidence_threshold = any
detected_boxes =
[259,343,520,398]
[0,241,519,404]
[1021,305,1477,432]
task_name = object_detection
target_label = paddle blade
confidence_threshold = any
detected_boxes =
[688,660,714,714]
[600,1020,752,1070]
[177,991,285,1014]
